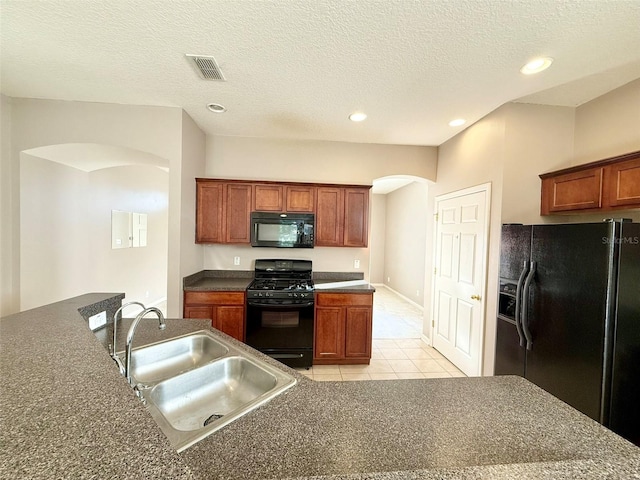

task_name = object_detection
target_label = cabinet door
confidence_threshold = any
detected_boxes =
[196,181,225,243]
[343,188,369,247]
[215,306,245,342]
[315,187,344,246]
[184,306,213,321]
[604,157,640,207]
[314,307,344,359]
[254,184,283,212]
[226,183,252,243]
[541,168,603,214]
[285,185,316,213]
[344,306,372,358]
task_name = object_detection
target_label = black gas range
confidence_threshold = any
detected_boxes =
[245,259,314,368]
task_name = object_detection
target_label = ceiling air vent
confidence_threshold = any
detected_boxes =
[185,54,226,81]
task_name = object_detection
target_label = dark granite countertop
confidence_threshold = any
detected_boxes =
[183,270,375,293]
[2,294,639,479]
[183,270,253,291]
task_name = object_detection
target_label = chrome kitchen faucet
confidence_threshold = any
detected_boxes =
[111,301,146,375]
[125,307,166,385]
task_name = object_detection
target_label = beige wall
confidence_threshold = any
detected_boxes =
[0,95,16,316]
[428,108,506,366]
[430,79,640,376]
[574,78,640,164]
[501,103,576,225]
[384,181,429,306]
[20,156,90,309]
[88,165,169,310]
[369,194,386,284]
[172,111,206,316]
[19,158,169,312]
[5,97,186,314]
[207,135,438,184]
[203,135,437,275]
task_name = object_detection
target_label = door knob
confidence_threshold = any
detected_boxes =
[471,294,481,301]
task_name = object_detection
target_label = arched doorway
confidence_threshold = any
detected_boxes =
[19,143,170,313]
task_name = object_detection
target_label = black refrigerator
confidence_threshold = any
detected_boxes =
[495,219,640,445]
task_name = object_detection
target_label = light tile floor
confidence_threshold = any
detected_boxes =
[299,286,466,381]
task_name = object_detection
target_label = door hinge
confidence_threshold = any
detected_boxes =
[433,267,437,275]
[431,319,435,328]
[434,213,439,222]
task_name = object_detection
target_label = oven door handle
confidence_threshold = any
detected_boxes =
[247,300,315,308]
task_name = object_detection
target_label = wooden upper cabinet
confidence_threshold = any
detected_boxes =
[225,183,252,243]
[316,186,370,247]
[541,167,603,214]
[285,185,315,212]
[344,188,369,247]
[196,181,225,243]
[540,151,640,215]
[254,184,316,213]
[604,157,640,207]
[195,178,370,246]
[315,187,344,246]
[254,184,284,212]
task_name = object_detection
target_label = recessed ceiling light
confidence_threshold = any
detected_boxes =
[520,57,554,75]
[448,118,466,127]
[349,112,367,122]
[207,103,227,113]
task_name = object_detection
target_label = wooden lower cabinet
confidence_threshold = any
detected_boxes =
[314,292,373,365]
[183,291,246,342]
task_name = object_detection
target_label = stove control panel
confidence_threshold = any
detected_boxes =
[247,291,313,299]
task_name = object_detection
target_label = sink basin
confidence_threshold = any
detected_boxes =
[140,349,296,451]
[148,356,280,431]
[119,330,228,385]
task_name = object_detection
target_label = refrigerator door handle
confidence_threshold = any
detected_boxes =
[514,260,529,348]
[521,261,536,351]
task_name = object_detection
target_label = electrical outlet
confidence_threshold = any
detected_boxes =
[145,290,150,298]
[234,256,240,266]
[88,311,107,331]
[387,277,391,283]
[354,259,360,269]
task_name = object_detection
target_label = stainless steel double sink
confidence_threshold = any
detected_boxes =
[118,330,297,452]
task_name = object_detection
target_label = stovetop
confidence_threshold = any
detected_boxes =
[247,259,314,301]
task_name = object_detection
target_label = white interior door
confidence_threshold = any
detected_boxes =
[432,185,490,376]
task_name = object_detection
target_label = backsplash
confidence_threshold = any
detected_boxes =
[202,244,370,278]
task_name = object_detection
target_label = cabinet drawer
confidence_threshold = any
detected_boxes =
[316,293,373,307]
[184,291,245,305]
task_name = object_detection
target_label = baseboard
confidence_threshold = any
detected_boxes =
[380,285,424,311]
[421,333,432,347]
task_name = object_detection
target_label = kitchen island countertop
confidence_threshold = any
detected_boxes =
[1,294,639,479]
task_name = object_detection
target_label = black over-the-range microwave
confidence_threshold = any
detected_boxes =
[250,212,314,248]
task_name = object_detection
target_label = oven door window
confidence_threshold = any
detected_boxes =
[261,310,299,328]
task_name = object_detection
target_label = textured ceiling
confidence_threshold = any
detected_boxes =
[1,0,640,146]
